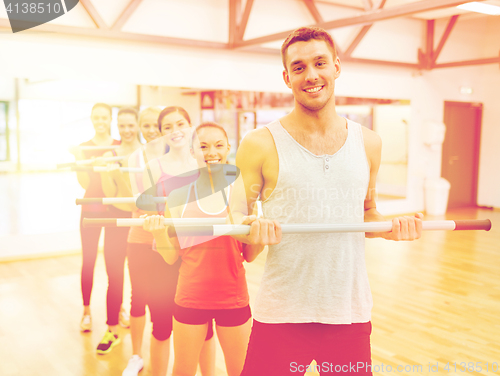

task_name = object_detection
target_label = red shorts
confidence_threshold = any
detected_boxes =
[241,320,373,376]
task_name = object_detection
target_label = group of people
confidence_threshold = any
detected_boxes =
[73,26,423,376]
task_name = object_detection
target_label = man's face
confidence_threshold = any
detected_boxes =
[91,107,111,135]
[283,39,340,112]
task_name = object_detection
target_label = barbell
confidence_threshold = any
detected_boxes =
[82,218,492,237]
[76,197,166,205]
[71,145,120,151]
[71,166,144,173]
[58,155,125,169]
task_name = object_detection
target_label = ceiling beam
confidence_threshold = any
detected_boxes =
[303,0,324,24]
[229,0,241,46]
[426,19,435,68]
[112,0,143,31]
[362,0,373,11]
[432,15,459,64]
[344,25,371,58]
[433,54,500,69]
[344,56,419,69]
[344,0,387,58]
[316,0,365,11]
[1,11,497,72]
[0,20,228,50]
[238,0,254,41]
[234,0,471,48]
[79,0,108,30]
[417,19,435,69]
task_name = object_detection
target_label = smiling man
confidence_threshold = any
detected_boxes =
[233,27,423,375]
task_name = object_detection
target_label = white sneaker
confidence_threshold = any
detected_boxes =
[122,355,144,376]
[80,315,92,332]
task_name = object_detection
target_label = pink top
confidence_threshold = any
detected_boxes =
[80,139,120,212]
[150,159,199,248]
[175,182,249,310]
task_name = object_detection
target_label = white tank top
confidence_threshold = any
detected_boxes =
[254,119,372,325]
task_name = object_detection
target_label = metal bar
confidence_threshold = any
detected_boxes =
[111,0,143,31]
[303,0,324,24]
[75,145,120,151]
[82,217,228,227]
[79,0,108,29]
[234,0,470,48]
[433,15,459,64]
[58,155,125,169]
[71,166,143,173]
[210,221,455,235]
[173,219,491,236]
[76,197,166,205]
[82,219,492,233]
[238,0,254,40]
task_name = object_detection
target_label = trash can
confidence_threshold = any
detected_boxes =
[424,178,451,216]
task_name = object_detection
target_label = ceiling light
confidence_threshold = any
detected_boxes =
[457,2,500,15]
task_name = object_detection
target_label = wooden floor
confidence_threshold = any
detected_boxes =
[0,207,499,376]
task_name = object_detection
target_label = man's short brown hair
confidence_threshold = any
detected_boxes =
[281,26,337,69]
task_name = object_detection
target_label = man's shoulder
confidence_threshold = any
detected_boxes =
[236,124,277,168]
[360,125,381,148]
[240,125,275,150]
[359,125,382,164]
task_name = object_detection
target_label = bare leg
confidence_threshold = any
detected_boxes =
[130,315,146,356]
[172,319,209,376]
[150,335,170,376]
[83,305,91,315]
[216,319,252,376]
[199,335,216,376]
[108,324,118,334]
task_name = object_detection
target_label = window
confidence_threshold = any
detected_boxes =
[0,102,9,162]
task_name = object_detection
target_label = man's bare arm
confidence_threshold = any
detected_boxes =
[362,127,423,240]
[231,128,281,260]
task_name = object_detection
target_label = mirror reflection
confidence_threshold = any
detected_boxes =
[0,81,409,244]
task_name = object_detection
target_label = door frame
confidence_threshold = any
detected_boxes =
[442,100,483,207]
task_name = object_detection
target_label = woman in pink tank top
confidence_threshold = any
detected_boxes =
[143,123,261,376]
[138,108,216,376]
